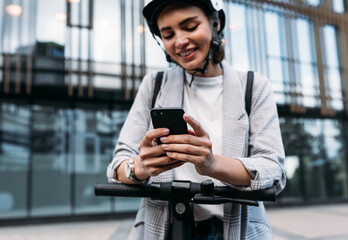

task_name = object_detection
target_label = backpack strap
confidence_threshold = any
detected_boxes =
[151,71,254,114]
[151,71,164,109]
[245,71,254,117]
[245,71,254,157]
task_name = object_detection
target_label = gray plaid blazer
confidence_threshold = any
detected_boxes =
[107,61,286,240]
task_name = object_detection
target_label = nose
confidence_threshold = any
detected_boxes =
[175,32,189,49]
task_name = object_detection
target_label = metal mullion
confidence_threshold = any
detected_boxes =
[292,17,306,112]
[258,5,268,75]
[67,0,73,96]
[27,105,34,218]
[140,0,146,79]
[245,5,255,71]
[15,0,24,94]
[25,0,36,95]
[87,0,94,97]
[131,0,136,98]
[313,20,331,115]
[284,15,296,109]
[78,0,83,97]
[120,0,128,100]
[337,22,348,116]
[0,0,4,54]
[3,0,12,94]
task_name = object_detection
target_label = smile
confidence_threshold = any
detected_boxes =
[178,49,196,57]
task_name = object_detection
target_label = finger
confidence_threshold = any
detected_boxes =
[141,155,182,168]
[140,145,166,159]
[166,151,204,164]
[162,143,210,156]
[160,134,210,147]
[151,139,158,146]
[188,129,196,136]
[148,161,185,176]
[141,128,170,147]
[183,114,207,137]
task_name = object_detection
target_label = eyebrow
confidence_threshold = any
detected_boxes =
[159,16,198,32]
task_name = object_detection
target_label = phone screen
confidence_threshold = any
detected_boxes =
[151,107,188,144]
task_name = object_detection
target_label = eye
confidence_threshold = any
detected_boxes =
[162,33,174,40]
[186,24,199,32]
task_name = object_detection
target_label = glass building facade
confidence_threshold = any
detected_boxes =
[0,0,348,224]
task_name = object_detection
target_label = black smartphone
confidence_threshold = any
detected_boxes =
[151,107,188,144]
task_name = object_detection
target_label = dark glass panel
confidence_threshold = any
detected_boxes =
[30,103,72,216]
[0,102,30,218]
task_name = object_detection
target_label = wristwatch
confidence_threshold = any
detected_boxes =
[125,158,148,185]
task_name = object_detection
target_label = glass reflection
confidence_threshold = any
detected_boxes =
[31,105,72,216]
[0,103,30,218]
[280,117,348,202]
[333,0,345,13]
[322,25,343,110]
[265,12,287,104]
[226,3,249,71]
[74,107,110,214]
[296,18,319,108]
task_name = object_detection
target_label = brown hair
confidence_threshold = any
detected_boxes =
[212,42,225,64]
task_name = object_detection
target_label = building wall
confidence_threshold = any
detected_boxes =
[0,0,348,223]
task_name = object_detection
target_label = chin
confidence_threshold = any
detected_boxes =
[179,60,205,71]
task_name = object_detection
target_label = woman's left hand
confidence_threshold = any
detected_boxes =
[160,114,215,176]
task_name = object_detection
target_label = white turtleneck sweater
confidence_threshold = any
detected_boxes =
[174,71,224,221]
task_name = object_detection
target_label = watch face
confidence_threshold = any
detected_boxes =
[125,162,132,178]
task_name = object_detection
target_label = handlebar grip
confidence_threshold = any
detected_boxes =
[95,183,151,198]
[214,186,276,202]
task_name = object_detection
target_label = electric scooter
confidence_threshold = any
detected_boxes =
[95,180,276,240]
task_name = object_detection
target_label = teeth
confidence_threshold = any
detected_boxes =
[180,49,194,56]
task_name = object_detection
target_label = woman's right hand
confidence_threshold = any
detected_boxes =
[134,128,185,181]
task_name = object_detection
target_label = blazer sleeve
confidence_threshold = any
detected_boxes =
[234,73,286,194]
[106,72,156,183]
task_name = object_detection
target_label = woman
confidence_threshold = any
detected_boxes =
[107,0,286,239]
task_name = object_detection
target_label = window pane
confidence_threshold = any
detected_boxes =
[306,0,322,6]
[295,18,319,107]
[280,118,348,202]
[333,0,345,13]
[322,25,343,110]
[265,12,282,58]
[0,103,30,219]
[31,105,72,216]
[301,64,319,107]
[226,3,249,70]
[74,107,110,214]
[36,0,66,45]
[144,27,168,69]
[93,0,121,62]
[265,12,288,104]
[323,25,339,68]
[297,19,314,63]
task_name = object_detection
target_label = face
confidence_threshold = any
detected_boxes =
[157,4,213,74]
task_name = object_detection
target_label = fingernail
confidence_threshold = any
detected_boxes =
[162,129,169,134]
[160,137,167,142]
[184,114,191,120]
[166,152,172,156]
[162,144,168,149]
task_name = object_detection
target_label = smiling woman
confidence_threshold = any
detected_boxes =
[107,0,286,239]
[157,5,216,74]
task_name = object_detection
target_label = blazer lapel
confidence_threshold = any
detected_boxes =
[156,67,184,108]
[221,61,248,158]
